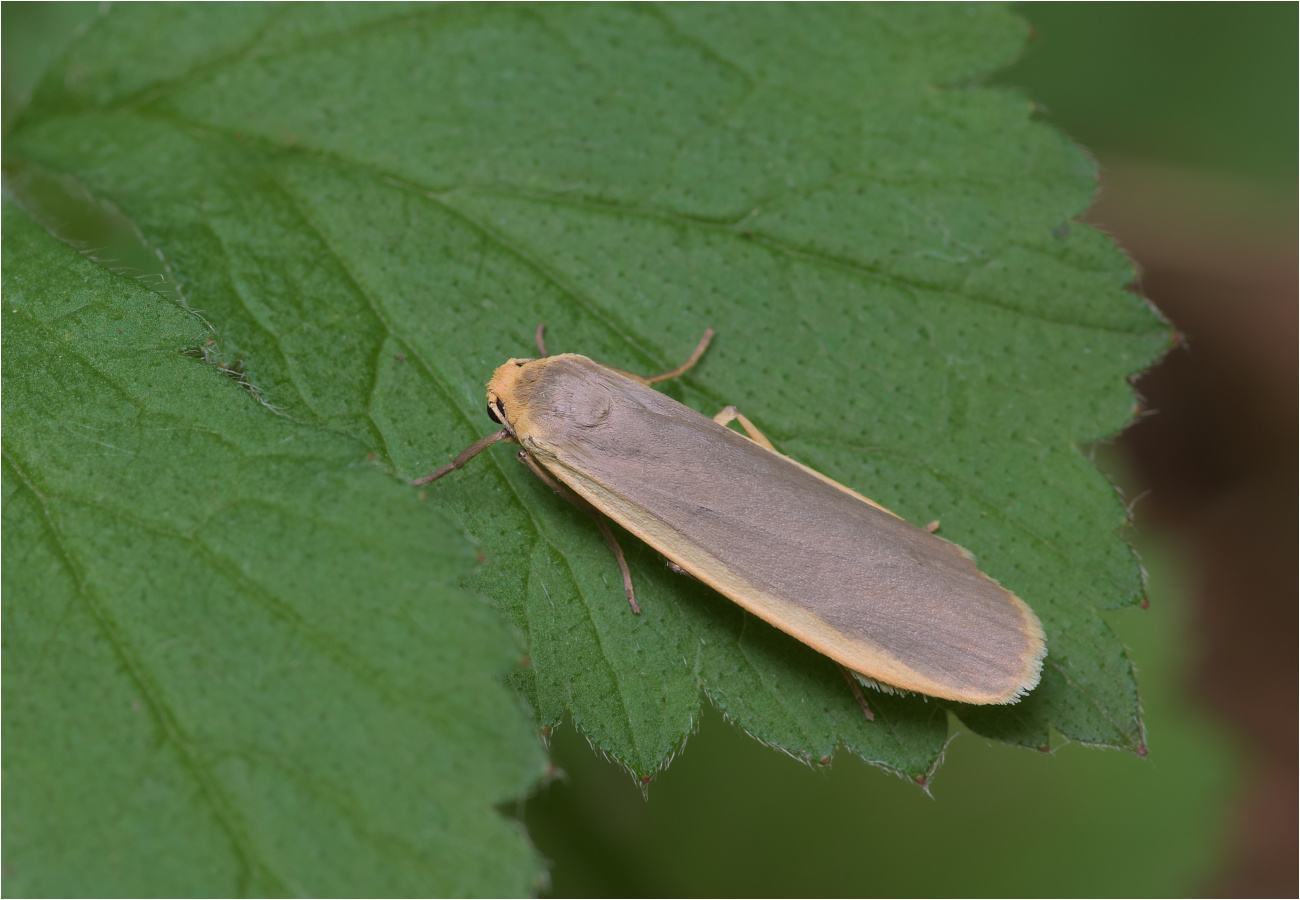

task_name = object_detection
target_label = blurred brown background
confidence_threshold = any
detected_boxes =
[1088,162,1295,896]
[523,4,1298,896]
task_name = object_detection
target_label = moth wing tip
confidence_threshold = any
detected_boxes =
[992,595,1048,704]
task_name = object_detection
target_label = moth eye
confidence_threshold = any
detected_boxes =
[486,403,502,424]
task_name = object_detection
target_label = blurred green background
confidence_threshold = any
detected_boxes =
[522,4,1297,896]
[1002,2,1295,184]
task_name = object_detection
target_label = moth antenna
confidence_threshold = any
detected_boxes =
[410,428,510,485]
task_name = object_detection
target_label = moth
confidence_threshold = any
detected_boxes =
[416,327,1045,706]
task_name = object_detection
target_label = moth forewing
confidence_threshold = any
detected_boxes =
[489,353,1046,705]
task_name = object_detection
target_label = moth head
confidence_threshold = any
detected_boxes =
[485,357,539,433]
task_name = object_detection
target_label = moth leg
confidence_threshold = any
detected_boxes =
[638,328,715,385]
[534,322,549,358]
[713,406,777,452]
[924,520,940,534]
[411,428,512,486]
[666,559,700,581]
[838,665,876,722]
[516,450,641,614]
[592,517,640,615]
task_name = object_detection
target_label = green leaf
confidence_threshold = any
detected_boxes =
[6,3,1168,785]
[0,1,100,131]
[1,207,545,894]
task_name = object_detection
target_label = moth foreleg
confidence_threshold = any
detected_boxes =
[637,328,715,385]
[516,450,641,614]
